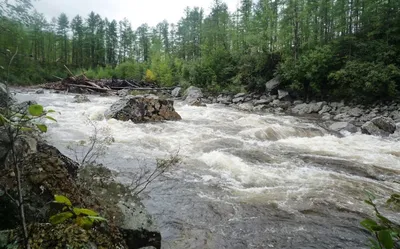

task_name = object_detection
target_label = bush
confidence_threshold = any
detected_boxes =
[329,61,400,101]
[278,45,339,100]
[115,61,144,79]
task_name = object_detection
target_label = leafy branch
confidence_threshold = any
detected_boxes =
[361,192,400,249]
[50,195,107,230]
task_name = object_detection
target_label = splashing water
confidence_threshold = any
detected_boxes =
[15,90,400,249]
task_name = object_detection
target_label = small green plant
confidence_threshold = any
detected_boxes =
[50,195,107,230]
[361,192,400,249]
[0,103,56,132]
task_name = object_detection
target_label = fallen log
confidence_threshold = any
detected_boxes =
[66,84,111,92]
[110,87,175,90]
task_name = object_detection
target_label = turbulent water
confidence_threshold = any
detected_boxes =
[15,91,400,249]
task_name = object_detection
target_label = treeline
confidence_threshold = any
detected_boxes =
[1,0,400,102]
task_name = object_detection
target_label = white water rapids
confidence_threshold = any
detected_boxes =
[15,91,400,249]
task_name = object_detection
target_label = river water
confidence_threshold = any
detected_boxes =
[15,91,400,249]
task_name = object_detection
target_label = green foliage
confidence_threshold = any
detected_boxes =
[0,104,56,133]
[1,0,400,101]
[49,195,107,230]
[329,61,400,101]
[361,193,400,249]
[115,61,144,80]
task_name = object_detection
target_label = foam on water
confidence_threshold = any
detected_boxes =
[14,90,400,248]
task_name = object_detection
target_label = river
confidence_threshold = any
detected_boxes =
[15,91,400,249]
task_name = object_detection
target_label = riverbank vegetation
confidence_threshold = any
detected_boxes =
[0,0,400,100]
[1,0,400,102]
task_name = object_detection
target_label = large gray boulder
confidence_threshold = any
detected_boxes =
[171,87,182,98]
[277,90,290,101]
[183,86,203,103]
[292,102,325,115]
[291,103,310,115]
[105,96,181,123]
[254,97,273,106]
[361,117,397,136]
[118,201,161,249]
[329,122,358,133]
[348,107,363,117]
[265,77,281,93]
[217,95,232,105]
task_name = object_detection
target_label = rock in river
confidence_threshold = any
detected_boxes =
[361,116,396,136]
[105,96,181,123]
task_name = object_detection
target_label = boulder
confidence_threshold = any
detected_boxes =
[73,95,91,103]
[348,107,363,117]
[183,86,203,103]
[277,101,292,110]
[232,97,244,104]
[35,89,44,94]
[0,83,14,109]
[329,122,358,133]
[105,96,181,123]
[293,100,303,105]
[118,89,131,97]
[265,77,281,93]
[390,110,400,122]
[234,93,246,98]
[361,117,397,136]
[0,142,161,249]
[291,103,310,115]
[318,105,332,115]
[11,100,38,114]
[254,98,273,106]
[277,90,290,101]
[187,98,206,107]
[321,113,331,120]
[217,95,232,105]
[171,87,182,98]
[237,103,254,112]
[253,105,268,111]
[291,102,325,115]
[309,102,325,113]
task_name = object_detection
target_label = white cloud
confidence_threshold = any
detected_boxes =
[33,0,240,28]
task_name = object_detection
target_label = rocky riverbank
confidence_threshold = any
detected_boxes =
[176,82,399,136]
[0,83,161,249]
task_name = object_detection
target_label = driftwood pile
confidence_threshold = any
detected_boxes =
[42,66,174,93]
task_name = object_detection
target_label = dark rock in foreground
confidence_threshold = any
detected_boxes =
[0,139,161,248]
[105,96,181,123]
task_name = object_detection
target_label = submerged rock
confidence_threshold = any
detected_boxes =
[73,95,91,103]
[361,117,396,136]
[188,98,206,107]
[105,96,181,123]
[35,89,44,94]
[329,122,358,133]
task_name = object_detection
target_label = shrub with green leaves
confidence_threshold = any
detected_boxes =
[50,195,107,230]
[329,61,400,102]
[0,104,56,133]
[361,192,400,249]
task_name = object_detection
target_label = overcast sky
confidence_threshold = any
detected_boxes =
[33,0,240,28]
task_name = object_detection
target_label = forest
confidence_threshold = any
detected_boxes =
[1,0,400,102]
